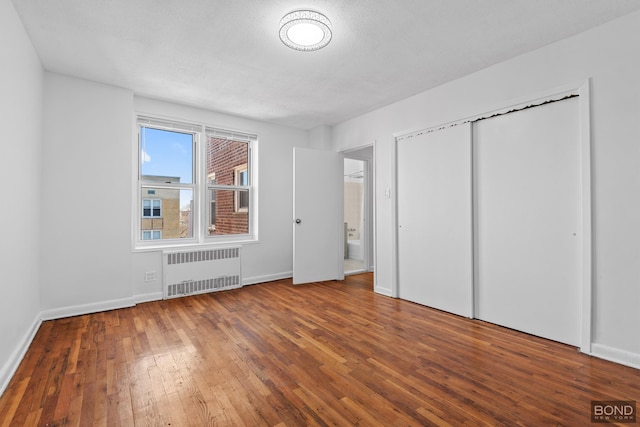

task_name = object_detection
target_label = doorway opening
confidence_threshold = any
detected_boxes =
[343,145,374,276]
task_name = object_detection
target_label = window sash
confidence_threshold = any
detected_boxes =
[205,127,257,143]
[206,188,251,237]
[139,124,196,186]
[138,116,201,134]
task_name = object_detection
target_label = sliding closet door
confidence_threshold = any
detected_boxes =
[398,123,473,317]
[474,97,581,346]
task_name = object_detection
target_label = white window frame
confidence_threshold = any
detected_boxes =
[134,115,258,250]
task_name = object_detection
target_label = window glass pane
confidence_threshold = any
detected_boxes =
[238,169,248,186]
[238,189,249,210]
[207,137,248,185]
[208,189,249,236]
[141,127,193,184]
[140,188,193,239]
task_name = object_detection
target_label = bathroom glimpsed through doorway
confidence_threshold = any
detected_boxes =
[343,145,374,276]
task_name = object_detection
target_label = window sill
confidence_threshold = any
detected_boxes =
[133,237,259,253]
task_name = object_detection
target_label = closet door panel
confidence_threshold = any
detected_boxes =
[474,97,581,346]
[397,123,473,317]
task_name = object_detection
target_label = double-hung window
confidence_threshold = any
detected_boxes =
[136,116,256,247]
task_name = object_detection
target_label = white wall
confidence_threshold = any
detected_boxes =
[132,97,309,299]
[40,73,134,318]
[309,124,333,150]
[332,10,640,367]
[0,0,44,391]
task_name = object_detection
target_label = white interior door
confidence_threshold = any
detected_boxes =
[293,147,344,284]
[397,123,473,317]
[474,97,581,346]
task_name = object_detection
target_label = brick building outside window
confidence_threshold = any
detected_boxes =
[207,136,249,235]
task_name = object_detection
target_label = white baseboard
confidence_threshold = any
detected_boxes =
[591,343,640,370]
[243,271,292,286]
[0,315,42,396]
[40,297,136,321]
[134,292,163,304]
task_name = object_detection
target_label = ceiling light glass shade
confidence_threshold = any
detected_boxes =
[279,10,332,51]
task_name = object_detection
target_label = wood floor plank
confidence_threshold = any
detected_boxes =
[0,377,29,427]
[2,273,640,426]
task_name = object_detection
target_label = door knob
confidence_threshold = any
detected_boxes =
[295,218,302,224]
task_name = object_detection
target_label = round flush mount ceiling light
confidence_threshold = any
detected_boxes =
[279,10,332,51]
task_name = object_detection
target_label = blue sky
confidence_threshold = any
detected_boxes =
[141,127,194,209]
[140,127,193,184]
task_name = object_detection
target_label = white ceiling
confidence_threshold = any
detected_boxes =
[12,0,640,130]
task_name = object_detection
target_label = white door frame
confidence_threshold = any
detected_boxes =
[392,80,592,353]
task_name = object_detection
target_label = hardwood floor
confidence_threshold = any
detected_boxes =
[1,273,638,426]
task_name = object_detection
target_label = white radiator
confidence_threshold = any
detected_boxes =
[163,247,242,299]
